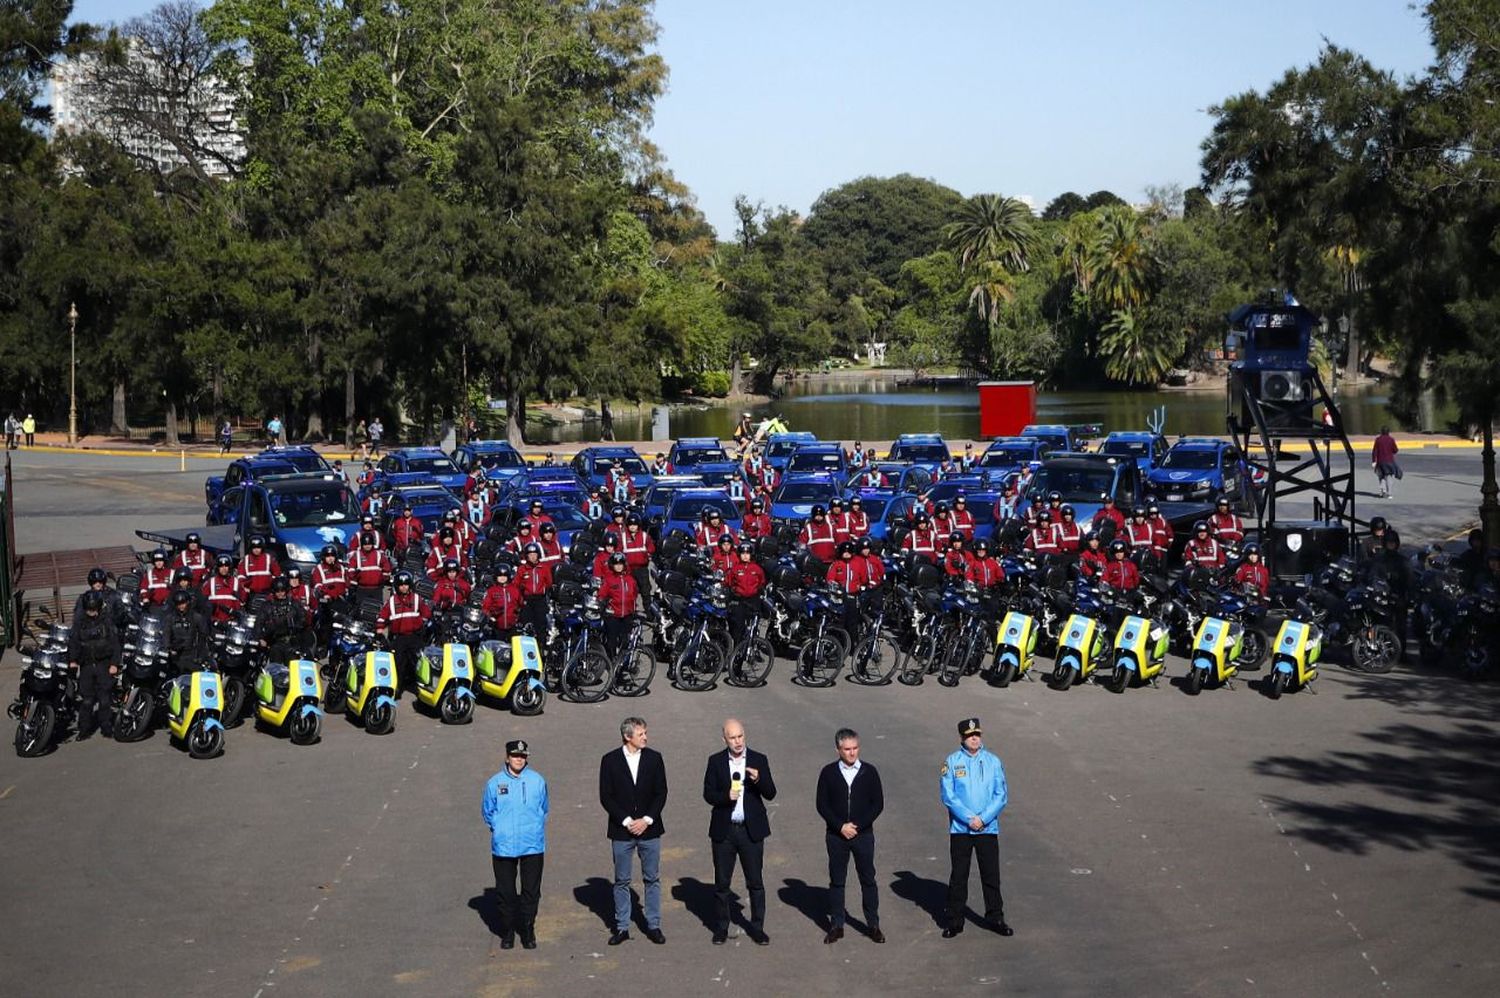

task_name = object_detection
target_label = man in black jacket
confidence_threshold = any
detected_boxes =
[814,727,885,944]
[599,715,668,946]
[68,592,121,740]
[702,718,777,946]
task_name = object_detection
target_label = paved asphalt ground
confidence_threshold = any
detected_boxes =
[1,450,1498,997]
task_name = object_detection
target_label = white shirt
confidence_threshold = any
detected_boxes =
[728,750,747,823]
[620,745,653,829]
[839,759,861,790]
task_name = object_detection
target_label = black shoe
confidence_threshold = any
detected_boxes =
[520,934,537,950]
[608,930,630,946]
[942,924,963,939]
[500,936,515,950]
[644,927,666,945]
[712,929,728,945]
[748,927,769,946]
[74,728,95,743]
[869,928,885,944]
[823,925,843,944]
[991,921,1013,937]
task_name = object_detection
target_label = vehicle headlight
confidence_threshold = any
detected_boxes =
[284,542,315,563]
[1190,482,1213,495]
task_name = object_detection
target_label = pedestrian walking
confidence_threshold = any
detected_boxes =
[702,718,776,945]
[4,412,17,449]
[814,727,885,944]
[218,419,233,454]
[940,718,1012,938]
[22,413,36,447]
[599,716,668,946]
[482,739,549,950]
[1372,426,1401,498]
[368,417,384,455]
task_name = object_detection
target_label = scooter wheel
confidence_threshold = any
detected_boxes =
[1184,667,1204,696]
[364,701,395,735]
[1266,671,1288,699]
[187,722,224,760]
[439,689,474,725]
[511,682,546,717]
[990,659,1017,689]
[1108,664,1131,694]
[289,711,321,745]
[1048,664,1074,691]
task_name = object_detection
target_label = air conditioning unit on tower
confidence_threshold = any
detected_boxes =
[1259,370,1309,402]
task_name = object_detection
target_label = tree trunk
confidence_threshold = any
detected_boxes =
[1481,419,1500,549]
[599,396,615,441]
[505,384,527,447]
[729,353,743,399]
[110,380,128,435]
[1342,310,1360,382]
[164,401,180,448]
[305,408,324,442]
[344,365,356,449]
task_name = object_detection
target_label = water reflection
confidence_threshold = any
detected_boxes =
[533,375,1435,444]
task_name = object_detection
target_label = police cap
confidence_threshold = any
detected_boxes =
[958,717,982,736]
[506,739,530,757]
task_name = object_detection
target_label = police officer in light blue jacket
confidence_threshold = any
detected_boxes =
[483,739,549,950]
[939,718,1012,939]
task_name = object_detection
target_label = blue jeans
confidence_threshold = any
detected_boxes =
[611,836,662,931]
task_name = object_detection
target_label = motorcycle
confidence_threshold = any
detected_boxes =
[1107,612,1169,693]
[324,618,378,716]
[1455,584,1500,679]
[1184,616,1245,695]
[342,648,400,734]
[112,630,171,742]
[10,639,76,757]
[164,668,227,759]
[1266,618,1322,698]
[251,657,324,744]
[213,616,261,726]
[990,609,1039,688]
[412,642,477,724]
[474,635,547,715]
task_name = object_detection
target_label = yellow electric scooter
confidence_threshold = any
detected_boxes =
[413,643,477,724]
[166,668,226,759]
[1185,616,1245,695]
[474,635,547,716]
[252,658,324,743]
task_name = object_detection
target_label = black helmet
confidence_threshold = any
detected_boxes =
[1060,504,1075,518]
[1243,542,1261,557]
[1037,508,1052,523]
[1216,495,1232,508]
[608,552,627,567]
[172,568,194,585]
[1193,520,1209,534]
[1047,491,1062,504]
[934,501,949,514]
[443,558,460,573]
[837,541,856,557]
[82,591,105,613]
[439,528,456,543]
[494,562,513,578]
[737,542,754,555]
[626,513,643,527]
[185,532,202,546]
[700,508,715,522]
[948,531,964,544]
[750,497,765,510]
[913,512,930,525]
[286,566,302,579]
[1146,503,1160,516]
[811,504,826,517]
[1369,516,1388,532]
[171,590,193,606]
[973,538,990,554]
[87,567,108,586]
[603,532,620,548]
[539,522,556,534]
[830,497,844,508]
[611,505,627,518]
[523,543,541,558]
[1131,506,1147,518]
[849,496,862,506]
[1382,530,1401,549]
[248,535,266,549]
[150,548,168,562]
[516,519,533,532]
[393,570,415,588]
[271,577,291,594]
[215,554,234,569]
[1085,531,1101,546]
[320,544,341,560]
[359,531,377,547]
[1108,539,1129,556]
[717,532,734,546]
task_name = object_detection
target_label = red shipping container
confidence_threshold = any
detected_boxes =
[978,381,1037,438]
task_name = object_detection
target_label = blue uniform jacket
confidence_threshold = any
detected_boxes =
[940,747,1007,835]
[482,766,549,857]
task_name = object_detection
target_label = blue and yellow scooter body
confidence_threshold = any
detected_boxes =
[474,636,546,700]
[1113,614,1169,682]
[254,658,324,730]
[1191,616,1244,685]
[995,611,1038,679]
[1272,619,1322,689]
[1056,613,1106,680]
[166,669,225,741]
[345,650,399,718]
[414,643,476,709]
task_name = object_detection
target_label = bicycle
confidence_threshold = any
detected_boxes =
[794,587,849,688]
[726,600,777,688]
[607,616,657,697]
[846,590,899,686]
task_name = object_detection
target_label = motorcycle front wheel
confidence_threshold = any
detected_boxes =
[115,687,154,742]
[221,676,247,727]
[510,680,546,716]
[1237,628,1268,671]
[14,700,56,757]
[363,700,396,735]
[289,709,321,745]
[186,721,224,759]
[1352,626,1400,674]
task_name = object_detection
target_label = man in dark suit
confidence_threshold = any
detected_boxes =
[702,718,777,945]
[814,727,885,944]
[599,716,669,946]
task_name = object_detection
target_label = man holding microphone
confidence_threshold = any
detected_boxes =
[702,718,777,945]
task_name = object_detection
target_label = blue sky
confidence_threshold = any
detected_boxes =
[70,0,1437,236]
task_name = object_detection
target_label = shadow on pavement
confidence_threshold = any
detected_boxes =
[891,870,948,928]
[572,876,619,930]
[670,876,719,931]
[777,877,829,932]
[1254,718,1500,902]
[467,890,505,937]
[1336,668,1500,723]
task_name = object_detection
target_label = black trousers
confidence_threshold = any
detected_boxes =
[390,633,424,686]
[603,615,632,659]
[826,830,879,929]
[521,596,549,640]
[76,661,114,736]
[711,824,766,931]
[492,853,544,938]
[947,833,1003,924]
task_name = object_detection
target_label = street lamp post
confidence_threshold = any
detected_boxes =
[67,302,78,445]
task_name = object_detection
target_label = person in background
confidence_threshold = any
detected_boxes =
[1372,426,1400,498]
[22,413,36,447]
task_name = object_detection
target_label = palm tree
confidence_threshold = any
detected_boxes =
[943,194,1039,323]
[1055,211,1099,294]
[1089,205,1157,312]
[1100,309,1176,386]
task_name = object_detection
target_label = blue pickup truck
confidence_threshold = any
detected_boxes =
[146,471,362,572]
[1020,454,1215,554]
[204,446,331,519]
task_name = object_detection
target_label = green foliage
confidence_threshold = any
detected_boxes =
[803,174,966,291]
[1042,192,1087,222]
[692,370,730,397]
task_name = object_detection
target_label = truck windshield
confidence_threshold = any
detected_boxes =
[270,486,359,527]
[978,448,1033,467]
[407,457,458,475]
[1102,441,1149,457]
[1161,450,1219,470]
[479,452,524,469]
[893,443,949,462]
[596,455,648,475]
[1025,467,1115,503]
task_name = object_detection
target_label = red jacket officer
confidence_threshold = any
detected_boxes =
[741,498,774,540]
[347,516,385,552]
[902,515,940,563]
[949,497,976,540]
[1091,498,1126,538]
[1078,535,1108,578]
[1209,498,1245,544]
[173,534,212,586]
[347,534,392,589]
[964,542,1004,588]
[842,498,871,539]
[140,549,173,606]
[237,537,282,596]
[1146,504,1175,559]
[800,507,838,563]
[725,548,767,597]
[425,529,468,579]
[1124,511,1156,554]
[827,499,852,544]
[377,573,431,635]
[710,535,737,574]
[516,548,553,598]
[201,556,243,623]
[943,535,972,578]
[825,545,868,593]
[620,519,655,570]
[1054,506,1083,553]
[430,562,473,611]
[1024,513,1060,555]
[1101,541,1140,590]
[856,537,886,588]
[1233,544,1270,597]
[597,558,639,617]
[389,509,424,554]
[312,546,351,601]
[1183,523,1225,568]
[482,567,525,631]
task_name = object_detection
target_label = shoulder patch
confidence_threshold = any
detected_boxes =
[940,763,949,776]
